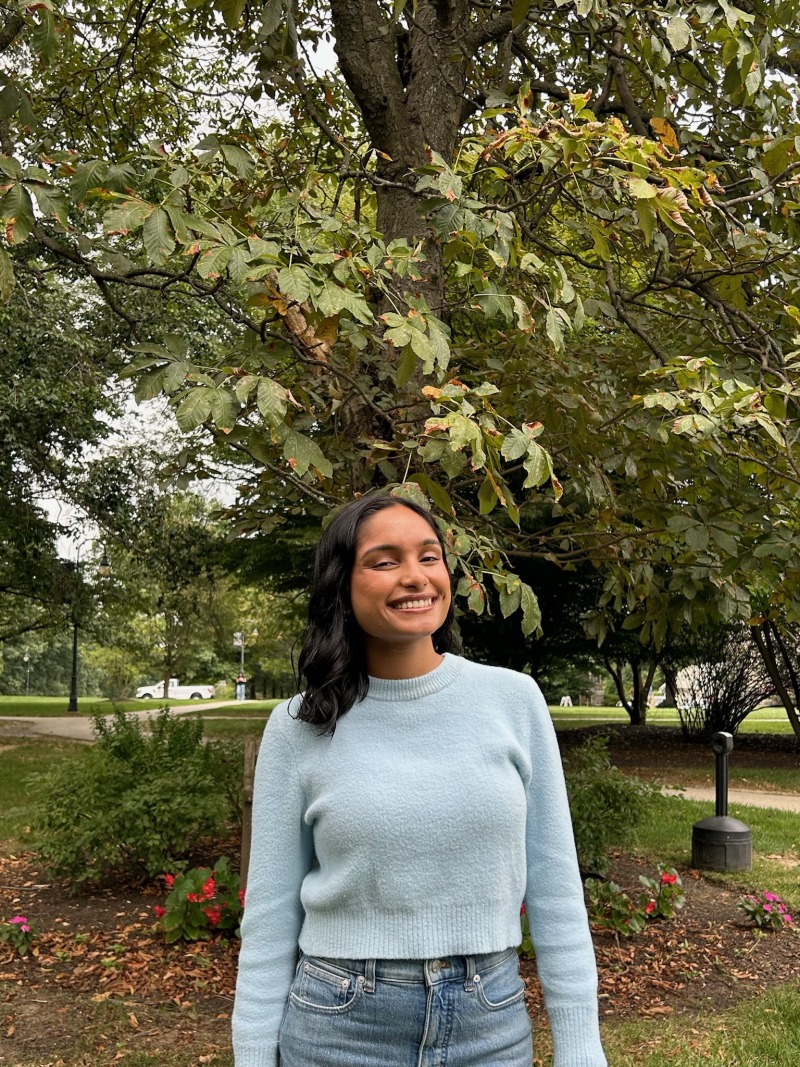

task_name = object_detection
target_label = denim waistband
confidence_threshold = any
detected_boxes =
[300,947,517,988]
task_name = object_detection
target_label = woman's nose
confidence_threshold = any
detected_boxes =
[399,560,428,587]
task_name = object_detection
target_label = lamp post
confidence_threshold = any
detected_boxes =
[66,543,111,715]
[22,653,30,697]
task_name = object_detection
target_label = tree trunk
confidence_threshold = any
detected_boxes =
[751,622,800,741]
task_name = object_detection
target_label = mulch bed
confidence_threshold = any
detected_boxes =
[2,847,800,1063]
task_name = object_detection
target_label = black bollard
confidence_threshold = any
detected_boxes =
[691,731,752,871]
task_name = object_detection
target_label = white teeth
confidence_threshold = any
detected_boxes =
[392,598,434,610]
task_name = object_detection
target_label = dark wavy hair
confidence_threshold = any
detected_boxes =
[295,495,461,734]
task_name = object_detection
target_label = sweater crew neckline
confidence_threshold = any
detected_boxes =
[366,653,464,701]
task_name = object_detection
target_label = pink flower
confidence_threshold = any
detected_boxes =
[153,905,166,919]
[764,892,776,901]
[10,916,27,925]
[764,904,772,913]
[785,915,794,924]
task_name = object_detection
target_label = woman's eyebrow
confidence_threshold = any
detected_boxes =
[359,538,440,557]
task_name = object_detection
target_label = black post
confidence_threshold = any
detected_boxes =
[67,616,79,714]
[715,744,729,817]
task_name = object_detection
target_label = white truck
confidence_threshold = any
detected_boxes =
[135,678,216,700]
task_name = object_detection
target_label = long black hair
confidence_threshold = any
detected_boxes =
[295,495,461,734]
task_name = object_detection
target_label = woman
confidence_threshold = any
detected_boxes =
[233,495,607,1067]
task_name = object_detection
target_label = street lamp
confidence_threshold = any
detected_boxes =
[66,544,111,715]
[22,652,30,697]
[233,626,259,673]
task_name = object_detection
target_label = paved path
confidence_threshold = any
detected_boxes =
[0,702,237,742]
[662,786,800,813]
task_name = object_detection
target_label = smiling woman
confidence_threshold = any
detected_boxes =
[233,495,608,1067]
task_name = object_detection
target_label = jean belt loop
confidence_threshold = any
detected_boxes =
[364,958,376,993]
[463,955,475,991]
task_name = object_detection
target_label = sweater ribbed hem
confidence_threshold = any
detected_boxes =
[547,1004,608,1067]
[300,900,520,960]
[365,652,464,701]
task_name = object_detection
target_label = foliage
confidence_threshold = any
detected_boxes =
[585,864,685,936]
[739,891,795,931]
[154,856,244,943]
[664,622,775,739]
[0,914,37,956]
[563,734,654,875]
[585,877,647,936]
[517,902,535,960]
[638,866,686,921]
[1,1,800,656]
[34,709,236,886]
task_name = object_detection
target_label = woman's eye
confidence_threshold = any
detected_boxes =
[421,554,441,563]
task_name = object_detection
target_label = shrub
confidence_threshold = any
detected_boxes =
[154,856,244,943]
[34,709,238,887]
[563,735,654,875]
[639,866,686,920]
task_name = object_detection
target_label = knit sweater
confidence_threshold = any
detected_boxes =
[232,654,607,1067]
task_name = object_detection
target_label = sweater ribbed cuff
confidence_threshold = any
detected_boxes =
[232,1043,279,1067]
[547,1004,608,1067]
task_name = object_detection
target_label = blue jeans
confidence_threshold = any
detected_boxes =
[278,948,533,1066]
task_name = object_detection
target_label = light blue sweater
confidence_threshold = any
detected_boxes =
[233,654,607,1067]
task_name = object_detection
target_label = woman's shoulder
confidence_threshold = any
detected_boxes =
[456,655,543,695]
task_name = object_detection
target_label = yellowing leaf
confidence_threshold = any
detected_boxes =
[650,117,680,151]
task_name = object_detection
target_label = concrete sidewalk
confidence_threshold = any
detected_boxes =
[0,702,236,743]
[662,786,800,813]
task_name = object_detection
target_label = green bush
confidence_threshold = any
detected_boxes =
[34,709,239,888]
[563,734,654,876]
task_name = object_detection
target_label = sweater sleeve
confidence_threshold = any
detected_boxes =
[523,683,607,1067]
[232,707,314,1067]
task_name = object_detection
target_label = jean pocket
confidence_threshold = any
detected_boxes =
[289,957,365,1015]
[474,952,527,1011]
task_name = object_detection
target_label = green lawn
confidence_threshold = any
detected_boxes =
[0,695,220,717]
[625,791,800,908]
[548,703,798,735]
[600,981,800,1067]
[0,737,87,844]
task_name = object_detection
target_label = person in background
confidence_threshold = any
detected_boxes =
[235,672,246,702]
[233,494,607,1067]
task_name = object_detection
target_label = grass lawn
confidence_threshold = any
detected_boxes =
[0,737,87,843]
[549,703,798,736]
[0,695,220,717]
[601,981,800,1066]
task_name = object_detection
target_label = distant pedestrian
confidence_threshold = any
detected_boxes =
[235,672,246,701]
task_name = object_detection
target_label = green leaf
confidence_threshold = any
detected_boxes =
[0,184,35,244]
[498,577,522,618]
[197,244,232,279]
[545,308,564,351]
[216,0,248,28]
[477,475,498,514]
[395,345,417,387]
[221,144,255,179]
[629,177,657,199]
[666,15,691,51]
[175,388,213,431]
[501,429,529,462]
[511,0,531,28]
[256,378,287,424]
[522,441,551,488]
[278,264,312,303]
[0,82,21,120]
[259,0,284,35]
[283,430,333,479]
[29,183,70,227]
[104,199,151,236]
[520,582,541,636]
[71,160,108,204]
[208,387,239,433]
[0,244,14,301]
[143,206,175,264]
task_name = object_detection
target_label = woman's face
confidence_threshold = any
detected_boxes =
[349,505,451,650]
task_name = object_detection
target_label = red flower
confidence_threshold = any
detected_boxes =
[153,905,166,919]
[520,903,526,915]
[187,892,200,903]
[660,872,678,886]
[204,905,222,926]
[238,888,246,908]
[645,900,656,915]
[163,874,175,888]
[202,877,216,901]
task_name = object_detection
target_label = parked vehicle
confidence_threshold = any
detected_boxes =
[135,678,216,700]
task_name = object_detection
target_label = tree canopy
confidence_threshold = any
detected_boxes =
[2,0,800,645]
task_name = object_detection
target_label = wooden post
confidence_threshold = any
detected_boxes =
[240,737,260,891]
